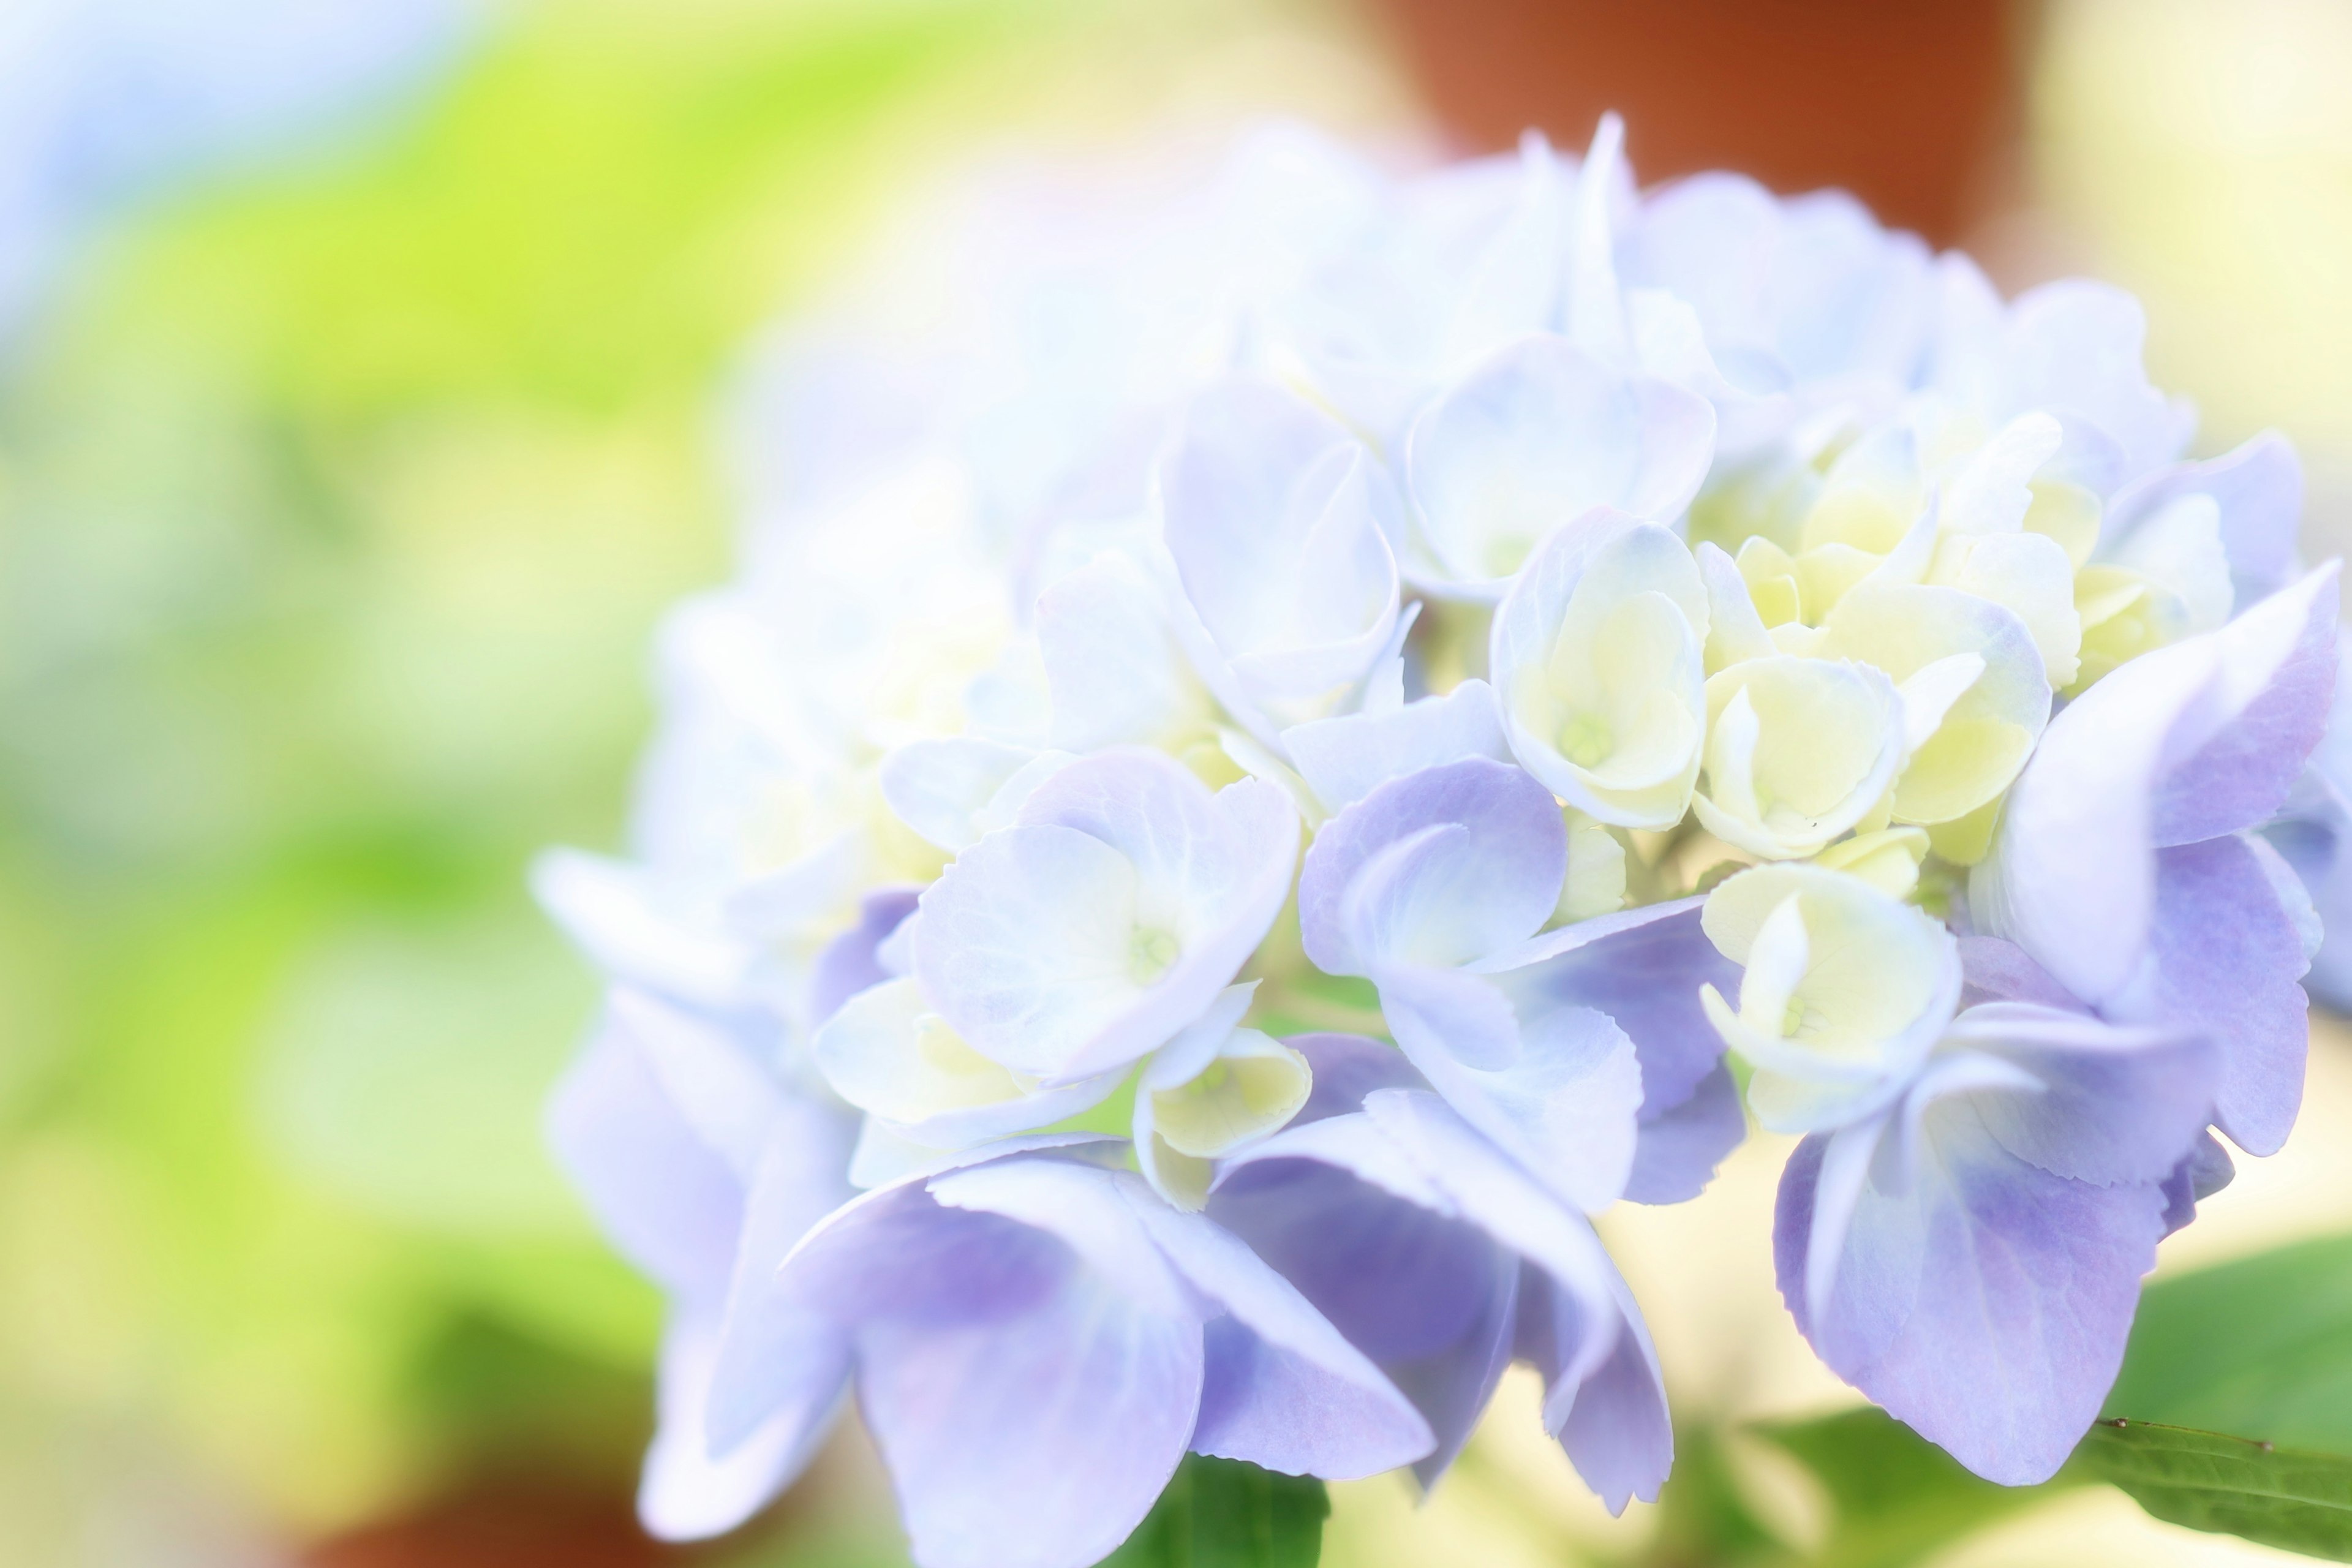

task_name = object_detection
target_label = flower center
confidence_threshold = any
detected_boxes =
[1560,712,1614,769]
[1128,927,1180,986]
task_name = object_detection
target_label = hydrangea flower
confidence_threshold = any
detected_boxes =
[540,109,2345,1559]
[753,1139,1433,1568]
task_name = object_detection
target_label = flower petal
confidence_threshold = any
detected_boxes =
[918,753,1297,1082]
[1282,677,1510,815]
[546,1009,744,1305]
[1123,1188,1435,1477]
[2106,430,2303,608]
[1376,971,1642,1212]
[1211,1121,1525,1487]
[1298,756,1565,976]
[639,1310,843,1542]
[2107,834,2313,1155]
[1404,336,1714,597]
[1776,1104,2169,1486]
[1492,517,1709,827]
[1942,1002,2216,1187]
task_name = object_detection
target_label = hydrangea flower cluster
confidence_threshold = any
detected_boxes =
[538,116,2346,1564]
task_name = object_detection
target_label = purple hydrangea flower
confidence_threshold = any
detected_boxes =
[1210,1035,1672,1507]
[741,1139,1433,1568]
[1972,562,2339,1153]
[1297,753,1737,1208]
[546,989,855,1538]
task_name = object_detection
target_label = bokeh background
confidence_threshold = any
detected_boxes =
[6,1,2352,1563]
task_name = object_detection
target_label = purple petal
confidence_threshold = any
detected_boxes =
[1363,955,1521,1071]
[546,1013,742,1306]
[1943,1003,2215,1188]
[2150,564,2338,848]
[1624,1062,1745,1205]
[808,887,921,1026]
[1124,1192,1434,1477]
[1298,757,1566,976]
[1286,1032,1428,1125]
[2159,1131,2236,1237]
[1283,679,1510,814]
[786,1174,1202,1568]
[1209,1144,1519,1488]
[1361,1090,1625,1314]
[1956,936,2089,1012]
[1215,1096,1661,1499]
[927,1156,1196,1317]
[2106,431,2303,607]
[705,1099,858,1455]
[1376,968,1642,1212]
[1361,1090,1653,1477]
[639,1310,840,1542]
[2266,765,2352,1012]
[1974,562,2340,1005]
[1515,1262,1672,1512]
[1488,897,1733,1116]
[1777,1112,2168,1485]
[859,1267,1200,1568]
[2108,834,2313,1155]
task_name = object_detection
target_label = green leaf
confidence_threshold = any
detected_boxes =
[1748,1406,2066,1568]
[2067,1420,2352,1561]
[1096,1455,1327,1568]
[2105,1234,2352,1451]
[1639,1422,1788,1567]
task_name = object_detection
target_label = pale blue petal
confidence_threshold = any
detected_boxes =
[2108,834,2312,1155]
[1283,679,1510,815]
[808,888,920,1027]
[1515,1261,1672,1512]
[607,989,783,1185]
[546,1013,742,1306]
[1376,971,1641,1212]
[1998,281,2192,487]
[917,753,1296,1083]
[639,1310,842,1542]
[1942,1002,2216,1187]
[1777,1110,2168,1486]
[1125,1190,1435,1477]
[1210,1136,1520,1488]
[1624,1062,1745,1205]
[880,737,1046,853]
[1487,897,1733,1117]
[1403,336,1714,597]
[534,847,750,1009]
[1298,757,1564,976]
[704,1102,858,1457]
[784,1173,1201,1568]
[2106,431,2303,608]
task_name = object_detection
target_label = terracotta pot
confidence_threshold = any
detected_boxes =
[304,1479,677,1568]
[1373,0,2035,243]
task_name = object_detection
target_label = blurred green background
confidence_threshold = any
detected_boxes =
[5,1,2352,1564]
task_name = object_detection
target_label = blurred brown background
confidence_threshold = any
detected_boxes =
[1379,0,2032,243]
